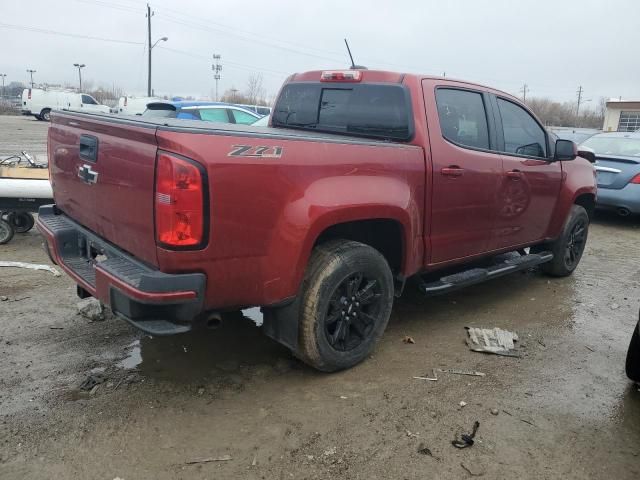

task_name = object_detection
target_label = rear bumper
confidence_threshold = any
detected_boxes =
[596,184,640,214]
[36,205,206,335]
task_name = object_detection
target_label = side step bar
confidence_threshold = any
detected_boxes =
[419,251,553,296]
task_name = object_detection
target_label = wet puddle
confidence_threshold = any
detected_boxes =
[115,309,285,382]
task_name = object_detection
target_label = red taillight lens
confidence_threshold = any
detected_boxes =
[320,70,362,82]
[124,97,128,106]
[631,174,640,184]
[28,89,31,100]
[155,153,206,247]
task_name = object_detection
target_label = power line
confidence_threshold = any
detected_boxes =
[0,22,144,45]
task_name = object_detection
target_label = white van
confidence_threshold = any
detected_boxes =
[117,96,161,115]
[21,88,110,121]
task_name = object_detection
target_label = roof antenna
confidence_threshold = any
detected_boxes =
[344,39,367,70]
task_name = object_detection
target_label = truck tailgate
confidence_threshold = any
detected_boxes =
[49,113,159,266]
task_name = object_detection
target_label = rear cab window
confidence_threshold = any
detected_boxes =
[272,83,413,141]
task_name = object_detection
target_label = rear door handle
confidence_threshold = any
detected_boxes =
[506,170,522,180]
[441,166,464,177]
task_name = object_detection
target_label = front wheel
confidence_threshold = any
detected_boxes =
[536,205,589,277]
[297,240,394,372]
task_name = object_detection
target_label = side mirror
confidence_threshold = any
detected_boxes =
[577,146,596,164]
[554,139,577,161]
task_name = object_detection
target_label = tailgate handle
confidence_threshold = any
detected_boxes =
[79,135,99,162]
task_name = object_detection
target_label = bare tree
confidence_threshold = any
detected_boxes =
[245,74,266,105]
[526,96,604,129]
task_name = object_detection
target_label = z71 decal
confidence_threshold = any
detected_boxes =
[227,145,283,158]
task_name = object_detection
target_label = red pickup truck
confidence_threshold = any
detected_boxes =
[37,69,597,371]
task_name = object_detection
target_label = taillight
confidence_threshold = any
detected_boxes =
[124,97,128,107]
[631,174,640,184]
[320,70,362,82]
[28,89,31,100]
[155,153,206,248]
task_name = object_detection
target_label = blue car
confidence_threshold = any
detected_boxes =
[142,101,261,125]
[580,132,640,217]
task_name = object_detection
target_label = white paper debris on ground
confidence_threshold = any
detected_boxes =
[465,327,520,357]
[0,261,61,277]
[77,297,105,321]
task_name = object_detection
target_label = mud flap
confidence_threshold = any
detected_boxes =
[262,296,302,355]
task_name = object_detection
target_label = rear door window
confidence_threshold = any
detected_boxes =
[435,88,490,150]
[198,108,229,123]
[497,98,547,158]
[273,83,412,141]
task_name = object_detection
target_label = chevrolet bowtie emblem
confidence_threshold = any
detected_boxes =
[78,164,99,184]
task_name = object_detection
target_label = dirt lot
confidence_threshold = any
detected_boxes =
[1,115,639,479]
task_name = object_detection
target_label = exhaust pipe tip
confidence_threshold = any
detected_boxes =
[617,207,631,217]
[205,312,223,330]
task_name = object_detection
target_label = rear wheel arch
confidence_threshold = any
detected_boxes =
[312,217,407,276]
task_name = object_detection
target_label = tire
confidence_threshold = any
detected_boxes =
[626,320,640,382]
[7,212,35,233]
[41,109,51,121]
[0,219,15,244]
[537,205,589,277]
[297,240,394,372]
[34,115,43,121]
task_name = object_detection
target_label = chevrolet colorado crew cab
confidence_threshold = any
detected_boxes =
[37,69,597,371]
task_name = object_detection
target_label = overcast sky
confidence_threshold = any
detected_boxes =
[1,0,638,105]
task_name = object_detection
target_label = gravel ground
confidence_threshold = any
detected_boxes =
[0,115,639,479]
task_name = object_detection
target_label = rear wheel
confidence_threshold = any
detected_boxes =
[40,109,51,121]
[536,205,589,277]
[0,219,15,244]
[7,212,35,233]
[626,321,640,382]
[297,240,394,372]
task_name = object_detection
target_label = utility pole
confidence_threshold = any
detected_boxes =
[26,69,36,88]
[230,87,238,102]
[146,4,167,97]
[147,3,152,96]
[576,85,584,117]
[73,63,86,91]
[0,74,6,98]
[520,83,529,102]
[212,54,222,101]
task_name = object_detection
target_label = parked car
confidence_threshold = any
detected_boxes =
[235,104,272,116]
[142,101,261,124]
[251,115,270,126]
[549,127,599,144]
[579,132,640,217]
[627,314,640,382]
[37,69,597,372]
[117,96,162,115]
[21,88,110,121]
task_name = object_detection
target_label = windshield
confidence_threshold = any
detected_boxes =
[272,82,413,141]
[581,135,640,157]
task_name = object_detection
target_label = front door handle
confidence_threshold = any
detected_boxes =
[506,170,523,180]
[441,166,464,177]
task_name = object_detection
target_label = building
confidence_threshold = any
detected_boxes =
[603,99,640,132]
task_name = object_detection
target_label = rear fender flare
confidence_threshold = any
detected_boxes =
[264,175,422,302]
